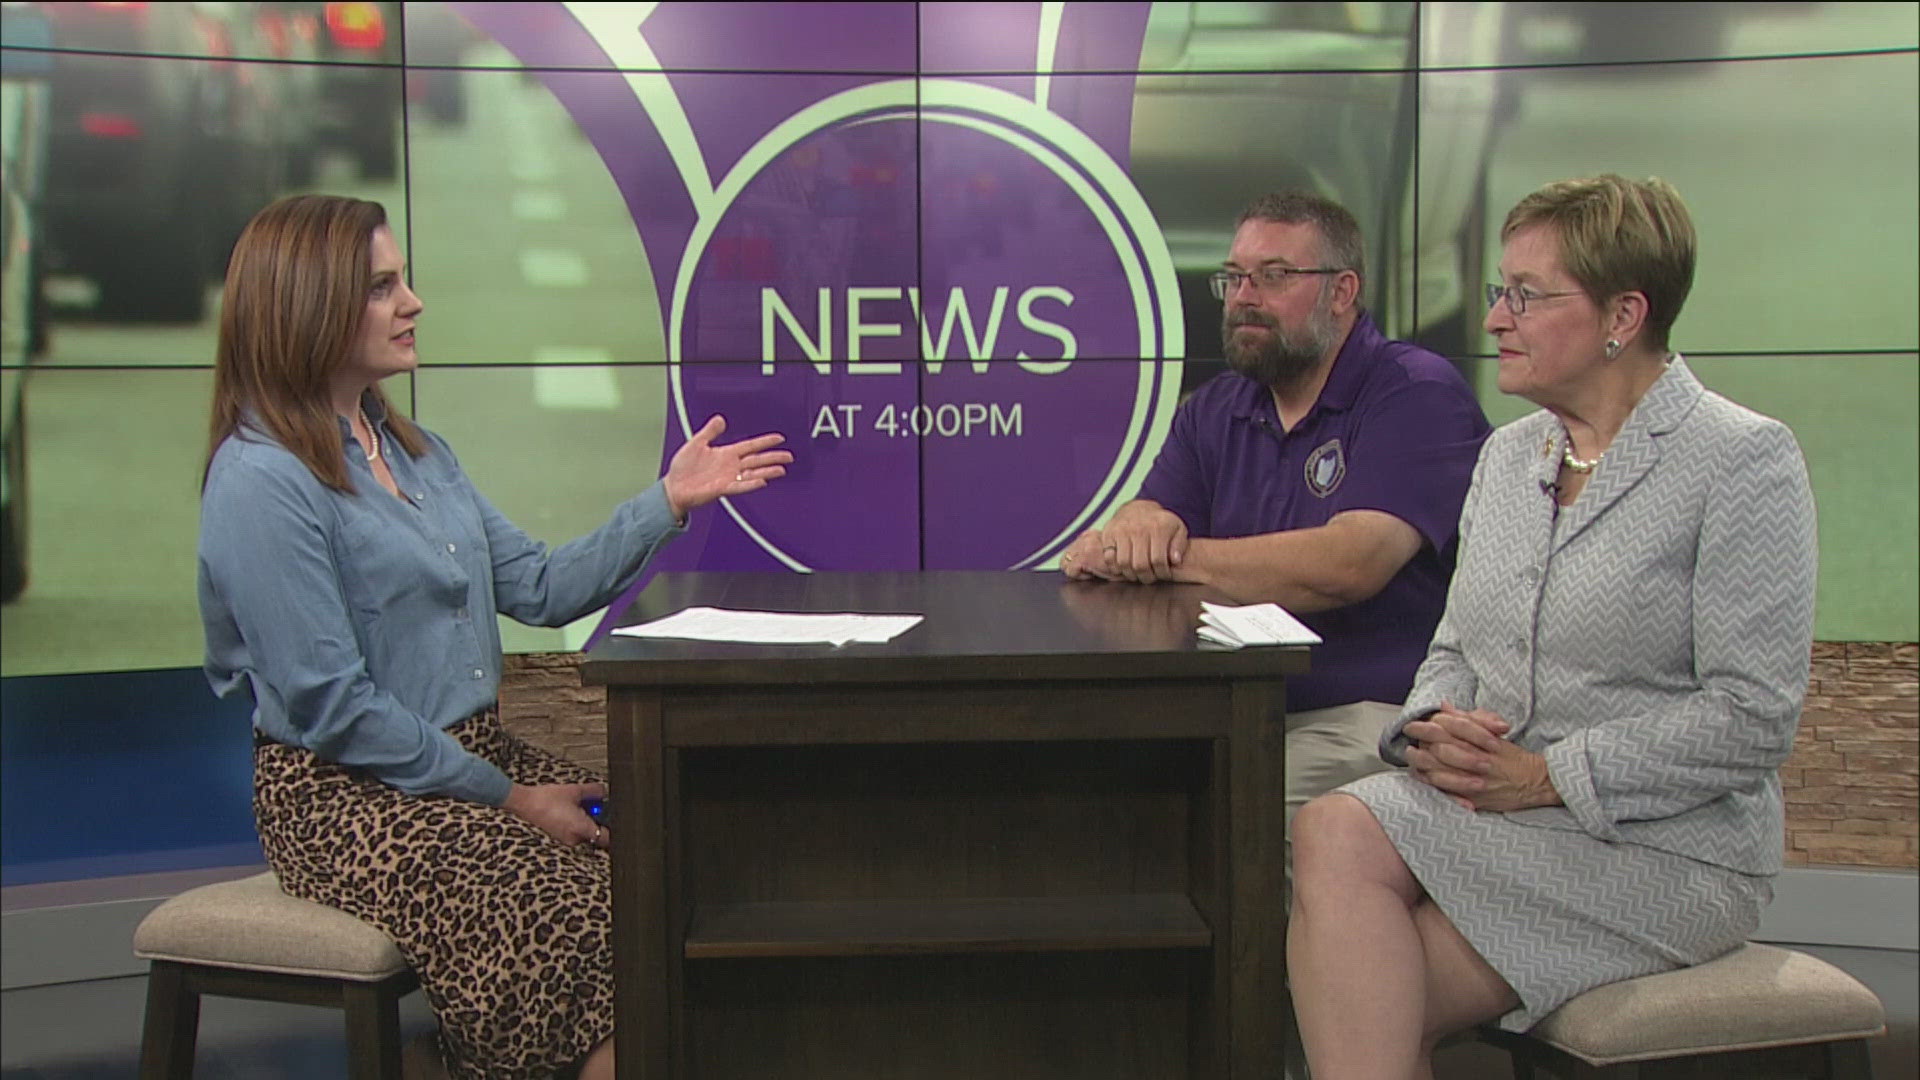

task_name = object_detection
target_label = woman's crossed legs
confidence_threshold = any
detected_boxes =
[1287,793,1520,1080]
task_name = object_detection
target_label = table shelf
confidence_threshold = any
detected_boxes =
[596,572,1297,1076]
[684,893,1212,959]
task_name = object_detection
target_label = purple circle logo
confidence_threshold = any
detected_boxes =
[671,80,1182,570]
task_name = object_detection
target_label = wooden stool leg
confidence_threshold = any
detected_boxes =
[1823,1038,1875,1079]
[342,980,405,1080]
[138,960,201,1080]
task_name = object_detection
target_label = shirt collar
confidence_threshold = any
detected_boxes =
[335,393,391,448]
[236,399,386,450]
[1528,353,1700,489]
[1630,353,1700,436]
[1314,311,1381,414]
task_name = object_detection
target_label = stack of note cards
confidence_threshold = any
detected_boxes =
[1196,601,1322,649]
[611,606,924,647]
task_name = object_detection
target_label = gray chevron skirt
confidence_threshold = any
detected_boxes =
[1339,771,1772,1031]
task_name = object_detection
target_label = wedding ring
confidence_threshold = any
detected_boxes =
[1103,545,1118,554]
[735,471,745,481]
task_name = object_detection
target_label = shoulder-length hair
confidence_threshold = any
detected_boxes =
[202,194,426,493]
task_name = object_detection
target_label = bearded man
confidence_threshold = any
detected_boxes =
[1060,190,1492,856]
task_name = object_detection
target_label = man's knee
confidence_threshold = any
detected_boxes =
[1284,701,1398,808]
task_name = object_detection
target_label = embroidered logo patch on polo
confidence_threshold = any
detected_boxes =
[1305,438,1345,497]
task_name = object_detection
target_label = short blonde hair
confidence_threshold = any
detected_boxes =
[1501,175,1695,351]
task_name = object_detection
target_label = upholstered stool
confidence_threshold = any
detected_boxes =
[133,871,418,1080]
[1478,942,1885,1079]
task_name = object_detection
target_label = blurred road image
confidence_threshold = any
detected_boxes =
[0,3,1912,676]
[3,46,670,674]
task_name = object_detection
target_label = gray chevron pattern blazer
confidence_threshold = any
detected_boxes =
[1342,357,1817,1026]
[1381,356,1818,877]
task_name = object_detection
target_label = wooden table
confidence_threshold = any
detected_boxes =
[582,571,1309,1079]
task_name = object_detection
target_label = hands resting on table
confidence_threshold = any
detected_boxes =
[1059,502,1192,584]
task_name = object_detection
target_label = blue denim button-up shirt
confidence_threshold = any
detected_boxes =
[198,400,681,805]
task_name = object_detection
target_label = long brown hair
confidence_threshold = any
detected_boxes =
[202,194,426,493]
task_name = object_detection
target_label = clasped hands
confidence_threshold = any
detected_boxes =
[1060,502,1191,584]
[1403,703,1560,813]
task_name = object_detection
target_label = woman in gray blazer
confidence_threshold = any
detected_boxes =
[1285,175,1818,1079]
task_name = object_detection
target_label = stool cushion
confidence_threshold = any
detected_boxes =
[1525,942,1887,1066]
[134,872,408,982]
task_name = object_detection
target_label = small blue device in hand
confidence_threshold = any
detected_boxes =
[581,797,608,826]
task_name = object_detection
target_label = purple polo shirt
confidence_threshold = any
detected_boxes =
[1139,313,1490,711]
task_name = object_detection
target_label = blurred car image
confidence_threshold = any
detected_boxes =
[2,1,51,602]
[297,0,403,180]
[29,1,309,322]
[1129,2,1507,386]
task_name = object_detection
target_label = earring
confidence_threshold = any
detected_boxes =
[1604,338,1622,359]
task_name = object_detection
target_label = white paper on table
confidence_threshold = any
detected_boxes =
[610,606,924,647]
[1196,601,1322,649]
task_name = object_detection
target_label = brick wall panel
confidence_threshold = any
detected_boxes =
[1842,753,1918,776]
[1784,642,1918,870]
[1834,788,1918,809]
[494,646,1919,871]
[1786,750,1847,771]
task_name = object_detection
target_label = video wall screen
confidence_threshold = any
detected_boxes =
[2,2,1914,677]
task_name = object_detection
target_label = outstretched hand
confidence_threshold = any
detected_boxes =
[662,415,793,521]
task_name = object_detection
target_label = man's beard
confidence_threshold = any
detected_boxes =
[1222,291,1341,390]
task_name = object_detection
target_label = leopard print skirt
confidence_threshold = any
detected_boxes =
[253,708,613,1079]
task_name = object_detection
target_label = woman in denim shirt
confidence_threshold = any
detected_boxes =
[198,194,790,1080]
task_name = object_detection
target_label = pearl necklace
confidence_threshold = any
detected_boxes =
[1562,442,1601,474]
[358,407,382,462]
